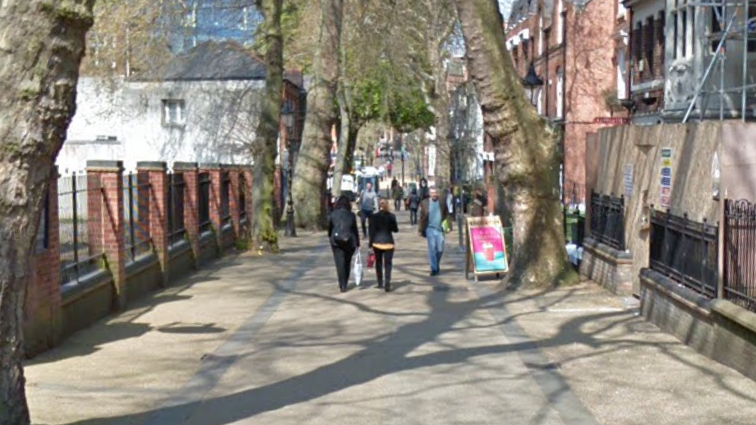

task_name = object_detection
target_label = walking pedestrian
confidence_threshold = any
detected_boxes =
[469,190,487,217]
[418,188,450,276]
[369,199,399,292]
[358,182,379,238]
[392,184,403,211]
[408,188,421,225]
[328,195,360,293]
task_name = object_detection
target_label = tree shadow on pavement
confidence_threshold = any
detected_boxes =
[57,241,756,425]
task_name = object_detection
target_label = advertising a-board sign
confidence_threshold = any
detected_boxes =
[465,216,509,280]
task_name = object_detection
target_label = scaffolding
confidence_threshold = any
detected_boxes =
[683,0,756,122]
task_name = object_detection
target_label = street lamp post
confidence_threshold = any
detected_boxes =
[522,62,544,108]
[282,103,296,237]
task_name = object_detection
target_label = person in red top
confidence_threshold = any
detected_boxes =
[386,162,393,177]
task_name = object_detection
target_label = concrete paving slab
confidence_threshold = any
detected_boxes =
[23,212,756,425]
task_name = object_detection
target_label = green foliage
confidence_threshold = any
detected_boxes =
[343,60,434,133]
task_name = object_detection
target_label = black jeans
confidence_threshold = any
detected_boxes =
[360,209,373,237]
[394,199,402,211]
[409,208,418,225]
[332,245,355,290]
[374,248,394,286]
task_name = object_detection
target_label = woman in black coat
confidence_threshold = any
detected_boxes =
[328,195,360,293]
[369,199,399,292]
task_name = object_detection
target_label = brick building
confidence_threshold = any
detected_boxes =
[623,0,756,123]
[505,0,623,203]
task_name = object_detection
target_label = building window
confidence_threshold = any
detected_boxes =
[710,6,723,52]
[537,87,544,115]
[538,16,544,55]
[557,0,564,45]
[672,5,679,59]
[162,100,186,126]
[645,17,655,76]
[749,5,756,52]
[556,67,564,118]
[617,50,627,99]
[634,22,643,68]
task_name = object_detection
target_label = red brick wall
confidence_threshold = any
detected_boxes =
[24,171,62,356]
[87,162,127,309]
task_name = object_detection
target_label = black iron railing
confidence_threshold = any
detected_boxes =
[724,199,756,312]
[35,190,49,253]
[649,210,718,298]
[221,171,231,226]
[167,173,186,246]
[238,173,247,222]
[198,172,212,233]
[123,173,152,262]
[590,191,625,250]
[58,173,105,284]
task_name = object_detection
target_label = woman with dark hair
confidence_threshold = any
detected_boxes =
[328,195,360,293]
[369,199,399,292]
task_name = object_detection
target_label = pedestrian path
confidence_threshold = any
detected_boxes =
[25,212,756,425]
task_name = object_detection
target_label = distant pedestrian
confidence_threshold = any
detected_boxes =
[358,182,379,238]
[392,184,403,211]
[469,190,487,217]
[328,195,360,293]
[408,188,421,225]
[369,199,399,292]
[419,188,450,276]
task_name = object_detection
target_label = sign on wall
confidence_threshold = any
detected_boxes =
[624,164,634,199]
[465,216,509,280]
[660,148,673,208]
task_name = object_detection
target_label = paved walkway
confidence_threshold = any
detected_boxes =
[26,211,756,425]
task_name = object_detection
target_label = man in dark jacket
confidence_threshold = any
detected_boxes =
[418,188,450,276]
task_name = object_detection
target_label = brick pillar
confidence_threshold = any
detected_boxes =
[199,163,223,251]
[174,162,199,264]
[137,162,168,287]
[87,160,126,310]
[24,167,62,356]
[229,167,240,239]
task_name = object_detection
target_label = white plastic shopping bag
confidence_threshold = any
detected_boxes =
[353,250,363,286]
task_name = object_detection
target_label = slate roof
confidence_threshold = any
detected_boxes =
[507,0,538,29]
[161,41,267,81]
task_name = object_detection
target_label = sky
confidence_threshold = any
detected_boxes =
[498,0,513,22]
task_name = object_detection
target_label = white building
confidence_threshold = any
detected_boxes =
[61,41,267,173]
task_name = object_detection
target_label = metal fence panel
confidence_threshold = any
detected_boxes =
[590,191,625,250]
[238,173,247,222]
[649,210,718,298]
[167,173,186,246]
[58,173,105,284]
[221,171,231,226]
[122,173,152,262]
[198,172,212,233]
[724,199,756,312]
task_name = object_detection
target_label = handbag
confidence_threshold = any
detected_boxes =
[367,250,376,269]
[353,250,363,286]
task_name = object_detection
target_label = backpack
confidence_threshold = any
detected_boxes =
[332,212,353,246]
[409,194,420,209]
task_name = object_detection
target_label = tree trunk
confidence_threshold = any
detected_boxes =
[454,0,572,287]
[251,0,284,253]
[332,90,350,197]
[429,48,452,187]
[0,1,95,423]
[292,0,344,229]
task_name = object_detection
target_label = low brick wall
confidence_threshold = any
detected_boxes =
[23,161,254,358]
[641,268,756,380]
[579,238,633,295]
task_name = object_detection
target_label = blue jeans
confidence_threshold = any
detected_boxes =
[426,228,445,273]
[360,209,373,237]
